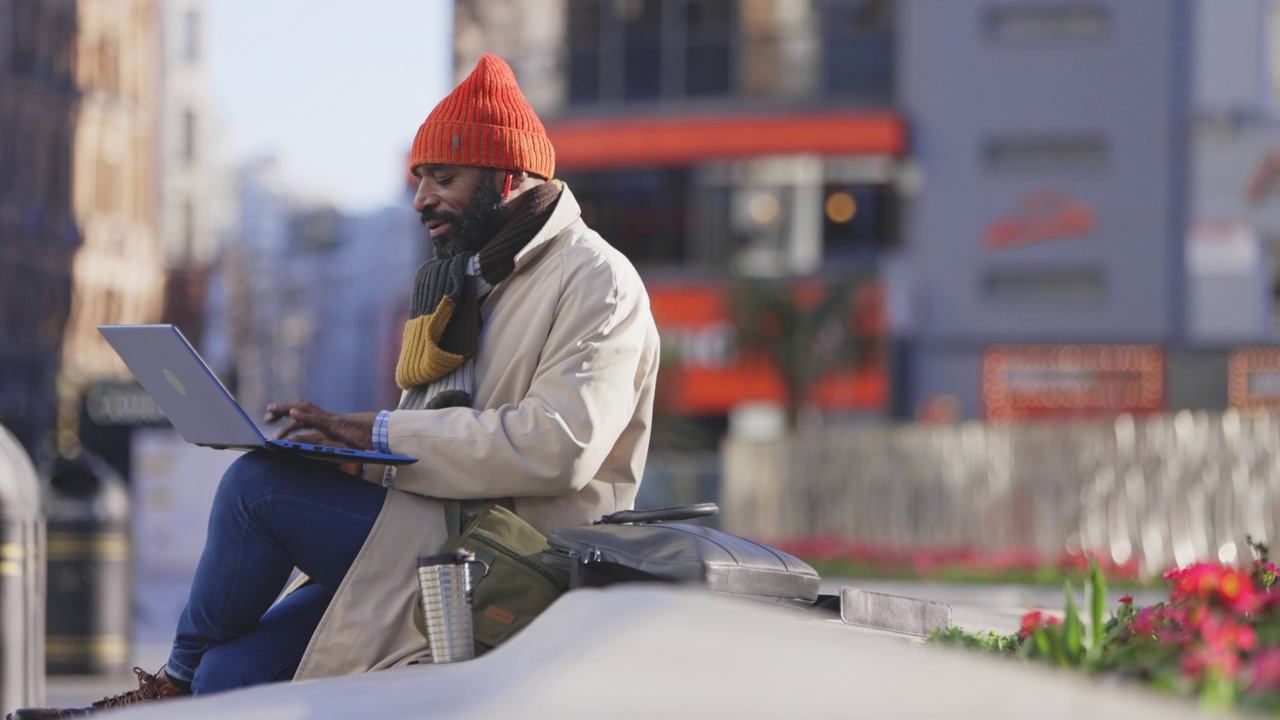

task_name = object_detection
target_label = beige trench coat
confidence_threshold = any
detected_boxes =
[292,184,660,680]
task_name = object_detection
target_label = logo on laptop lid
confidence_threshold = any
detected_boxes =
[163,369,187,396]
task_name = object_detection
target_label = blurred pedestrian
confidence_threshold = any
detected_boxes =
[11,54,660,718]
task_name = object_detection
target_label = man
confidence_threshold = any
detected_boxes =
[12,54,660,718]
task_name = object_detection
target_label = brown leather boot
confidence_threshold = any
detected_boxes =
[6,666,190,719]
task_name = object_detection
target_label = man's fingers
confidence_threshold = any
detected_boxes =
[287,430,334,446]
[265,400,318,424]
[289,407,333,434]
[272,418,305,439]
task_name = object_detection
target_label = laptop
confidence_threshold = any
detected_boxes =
[98,324,417,466]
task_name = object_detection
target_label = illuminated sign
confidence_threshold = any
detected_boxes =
[1228,348,1280,410]
[982,345,1164,421]
[984,187,1095,252]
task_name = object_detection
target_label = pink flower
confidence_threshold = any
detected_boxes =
[1119,595,1133,604]
[1248,650,1280,692]
[1180,645,1242,681]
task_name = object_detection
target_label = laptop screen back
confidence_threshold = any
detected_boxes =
[99,325,266,448]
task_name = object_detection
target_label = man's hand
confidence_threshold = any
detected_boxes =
[264,400,378,451]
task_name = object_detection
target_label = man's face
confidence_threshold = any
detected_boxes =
[413,164,508,259]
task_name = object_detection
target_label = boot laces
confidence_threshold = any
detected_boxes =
[92,667,181,709]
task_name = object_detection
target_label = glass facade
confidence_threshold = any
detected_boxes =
[564,0,892,109]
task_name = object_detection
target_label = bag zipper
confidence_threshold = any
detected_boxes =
[469,534,565,587]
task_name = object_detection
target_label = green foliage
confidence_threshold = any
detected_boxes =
[928,547,1280,712]
[930,626,1020,655]
[726,273,877,428]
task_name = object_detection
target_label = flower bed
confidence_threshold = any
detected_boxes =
[782,537,1146,587]
[929,539,1280,712]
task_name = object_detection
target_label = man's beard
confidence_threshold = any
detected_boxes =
[424,175,508,259]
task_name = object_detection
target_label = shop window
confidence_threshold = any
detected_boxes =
[566,0,740,106]
[984,266,1106,305]
[559,169,688,267]
[182,199,195,260]
[986,136,1108,172]
[11,0,39,74]
[183,110,198,162]
[98,37,120,94]
[822,183,896,261]
[821,0,894,100]
[621,0,663,101]
[95,159,120,214]
[985,4,1110,44]
[183,9,201,62]
[567,0,603,103]
[685,0,733,97]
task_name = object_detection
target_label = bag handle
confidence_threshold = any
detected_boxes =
[594,502,720,525]
[444,499,464,537]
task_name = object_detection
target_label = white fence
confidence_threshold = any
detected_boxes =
[720,410,1280,576]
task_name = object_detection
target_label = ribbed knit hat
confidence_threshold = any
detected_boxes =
[409,54,555,179]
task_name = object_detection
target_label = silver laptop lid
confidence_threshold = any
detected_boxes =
[98,325,266,448]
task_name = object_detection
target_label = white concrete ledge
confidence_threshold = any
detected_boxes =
[108,585,1228,719]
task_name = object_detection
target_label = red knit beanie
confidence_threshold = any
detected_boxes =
[409,55,555,179]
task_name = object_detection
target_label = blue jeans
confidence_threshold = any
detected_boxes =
[165,451,387,694]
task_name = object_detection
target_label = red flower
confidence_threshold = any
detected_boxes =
[1167,563,1259,614]
[1018,610,1062,641]
[1119,595,1133,604]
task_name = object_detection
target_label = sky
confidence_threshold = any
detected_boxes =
[205,0,454,214]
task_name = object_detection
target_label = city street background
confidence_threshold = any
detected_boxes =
[5,0,1280,714]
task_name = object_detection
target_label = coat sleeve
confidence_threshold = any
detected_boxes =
[383,245,657,499]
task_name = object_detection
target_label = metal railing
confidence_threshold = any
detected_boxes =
[720,410,1280,576]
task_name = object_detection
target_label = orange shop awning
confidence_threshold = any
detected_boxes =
[545,111,906,172]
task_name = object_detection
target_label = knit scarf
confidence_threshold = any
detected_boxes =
[394,181,562,412]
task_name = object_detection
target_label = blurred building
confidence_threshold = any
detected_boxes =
[1185,1,1280,412]
[0,0,81,455]
[454,0,1280,425]
[59,0,166,446]
[73,0,237,477]
[203,159,424,421]
[455,0,900,429]
[156,0,232,347]
[900,1,1190,421]
[1,0,168,460]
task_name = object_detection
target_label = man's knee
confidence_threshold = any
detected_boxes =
[215,451,296,509]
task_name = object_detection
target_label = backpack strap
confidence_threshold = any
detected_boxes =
[444,499,464,537]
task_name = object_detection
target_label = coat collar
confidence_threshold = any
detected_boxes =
[512,180,581,273]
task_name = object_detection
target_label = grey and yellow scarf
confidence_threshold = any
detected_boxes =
[394,181,563,412]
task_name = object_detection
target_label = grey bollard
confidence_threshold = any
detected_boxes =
[0,425,46,710]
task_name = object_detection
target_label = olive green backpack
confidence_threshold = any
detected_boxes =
[430,500,569,655]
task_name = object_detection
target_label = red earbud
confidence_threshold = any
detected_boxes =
[502,172,514,199]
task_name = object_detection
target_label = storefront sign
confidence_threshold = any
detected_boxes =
[1228,348,1280,410]
[984,187,1096,252]
[982,345,1164,421]
[84,381,167,427]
